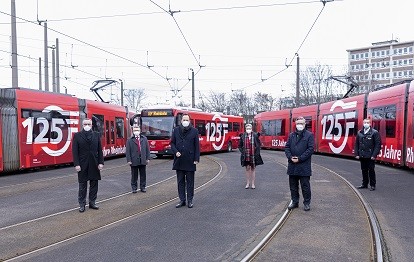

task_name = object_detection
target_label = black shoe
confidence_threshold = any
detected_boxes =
[188,201,193,208]
[89,203,99,210]
[304,204,310,211]
[140,188,146,193]
[370,186,375,191]
[132,189,137,193]
[357,185,368,189]
[175,201,186,208]
[288,202,299,210]
[79,206,85,213]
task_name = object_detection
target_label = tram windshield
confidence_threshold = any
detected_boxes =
[141,116,174,139]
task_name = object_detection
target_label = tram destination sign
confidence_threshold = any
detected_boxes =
[142,109,173,117]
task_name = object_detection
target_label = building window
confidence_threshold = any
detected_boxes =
[409,71,413,76]
[351,65,355,70]
[381,73,385,79]
[393,71,397,77]
[398,48,402,54]
[404,47,407,53]
[365,53,368,58]
[409,59,413,64]
[356,54,359,59]
[386,72,390,78]
[404,59,408,65]
[409,47,413,53]
[351,54,355,60]
[372,51,376,57]
[376,62,380,68]
[381,50,385,56]
[386,50,390,55]
[398,71,402,77]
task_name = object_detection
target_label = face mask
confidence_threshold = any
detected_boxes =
[133,131,140,136]
[246,129,252,134]
[363,123,370,129]
[296,124,304,131]
[83,125,92,132]
[182,120,190,127]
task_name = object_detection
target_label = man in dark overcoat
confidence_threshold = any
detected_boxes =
[72,118,104,212]
[171,114,200,208]
[126,125,151,193]
[354,118,381,191]
[285,116,315,211]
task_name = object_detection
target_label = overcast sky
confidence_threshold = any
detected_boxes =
[0,0,413,105]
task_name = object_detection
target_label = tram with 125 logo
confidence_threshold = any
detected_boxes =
[255,79,414,169]
[139,107,244,158]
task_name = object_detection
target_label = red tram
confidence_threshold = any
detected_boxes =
[254,79,414,169]
[140,107,244,157]
[0,88,132,173]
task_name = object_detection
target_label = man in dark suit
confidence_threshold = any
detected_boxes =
[72,118,104,213]
[354,118,381,191]
[285,116,315,211]
[171,114,200,208]
[126,125,151,193]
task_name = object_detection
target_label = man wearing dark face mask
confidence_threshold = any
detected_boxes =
[171,114,200,208]
[285,116,314,211]
[354,118,381,191]
[72,118,104,212]
[126,126,151,193]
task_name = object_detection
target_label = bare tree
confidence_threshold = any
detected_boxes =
[124,88,146,113]
[253,92,276,112]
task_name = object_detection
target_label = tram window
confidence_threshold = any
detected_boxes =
[115,117,124,138]
[105,121,110,145]
[227,122,233,132]
[233,122,241,132]
[276,119,285,136]
[304,117,312,131]
[195,120,206,136]
[385,105,396,138]
[92,114,104,137]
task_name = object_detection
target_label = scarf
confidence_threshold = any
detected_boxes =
[244,133,255,165]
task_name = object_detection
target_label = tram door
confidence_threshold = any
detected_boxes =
[105,120,115,146]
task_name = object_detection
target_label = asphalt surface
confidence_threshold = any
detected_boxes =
[1,150,412,261]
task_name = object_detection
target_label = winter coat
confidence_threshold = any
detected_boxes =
[171,126,200,172]
[238,132,264,166]
[126,135,151,166]
[354,128,381,158]
[285,130,314,176]
[72,130,104,183]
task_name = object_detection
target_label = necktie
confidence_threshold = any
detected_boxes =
[136,137,141,153]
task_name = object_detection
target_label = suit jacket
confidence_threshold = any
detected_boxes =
[285,130,314,176]
[238,132,264,166]
[170,126,200,172]
[72,130,104,183]
[126,135,151,166]
[354,128,381,158]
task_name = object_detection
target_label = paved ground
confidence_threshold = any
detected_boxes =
[1,150,412,261]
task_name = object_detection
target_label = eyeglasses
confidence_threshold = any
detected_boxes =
[83,123,92,126]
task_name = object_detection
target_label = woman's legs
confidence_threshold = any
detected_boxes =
[245,166,251,188]
[251,166,256,188]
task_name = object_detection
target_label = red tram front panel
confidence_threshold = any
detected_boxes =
[16,89,80,169]
[318,94,366,156]
[405,81,414,168]
[85,100,128,158]
[291,105,319,150]
[254,110,291,150]
[367,83,409,166]
[0,112,3,172]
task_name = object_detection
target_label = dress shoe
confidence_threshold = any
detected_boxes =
[89,203,99,210]
[370,186,376,191]
[140,188,146,193]
[288,202,299,210]
[132,189,137,194]
[304,204,310,211]
[245,185,249,189]
[251,185,256,189]
[188,201,194,208]
[79,206,85,213]
[357,185,368,189]
[175,201,186,208]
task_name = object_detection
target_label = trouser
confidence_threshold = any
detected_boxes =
[360,158,376,187]
[78,180,98,206]
[289,175,311,205]
[131,165,147,190]
[176,170,195,202]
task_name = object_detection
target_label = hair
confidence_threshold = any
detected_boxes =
[245,124,252,128]
[182,113,191,120]
[363,118,371,122]
[82,118,92,124]
[295,116,305,122]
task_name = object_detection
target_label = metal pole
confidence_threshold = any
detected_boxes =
[51,48,56,92]
[11,0,19,88]
[191,69,195,108]
[296,54,300,106]
[56,38,60,93]
[120,80,124,106]
[38,57,42,90]
[44,22,49,91]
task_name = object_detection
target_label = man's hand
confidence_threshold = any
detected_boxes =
[371,157,375,160]
[75,165,81,172]
[127,162,132,165]
[355,156,360,160]
[147,160,150,164]
[98,164,104,170]
[176,152,181,157]
[194,161,199,165]
[291,157,299,163]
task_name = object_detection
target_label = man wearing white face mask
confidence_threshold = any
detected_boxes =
[354,118,381,191]
[171,114,200,208]
[285,116,314,211]
[126,126,151,193]
[72,118,104,213]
